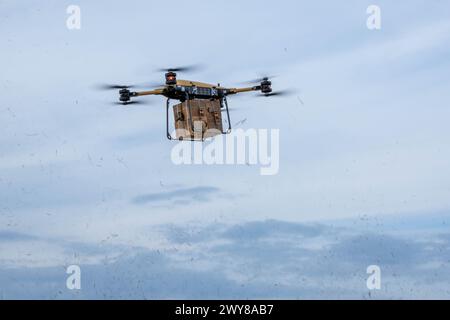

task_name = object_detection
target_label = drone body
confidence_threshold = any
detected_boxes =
[103,68,287,141]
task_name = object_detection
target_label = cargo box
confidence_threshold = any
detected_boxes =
[173,99,223,140]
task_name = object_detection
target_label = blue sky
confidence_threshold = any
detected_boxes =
[1,0,450,299]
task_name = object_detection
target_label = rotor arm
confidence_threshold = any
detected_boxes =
[226,77,272,96]
[227,85,261,95]
[118,88,165,104]
[134,89,165,96]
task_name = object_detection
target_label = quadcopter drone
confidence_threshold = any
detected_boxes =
[100,66,290,141]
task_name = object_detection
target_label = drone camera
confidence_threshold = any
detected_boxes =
[165,72,177,85]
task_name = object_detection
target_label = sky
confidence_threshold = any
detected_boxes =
[1,0,450,299]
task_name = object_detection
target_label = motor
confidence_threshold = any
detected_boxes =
[119,88,131,102]
[260,77,272,94]
[165,71,177,85]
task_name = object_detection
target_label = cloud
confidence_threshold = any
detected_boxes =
[1,215,450,299]
[222,220,325,240]
[0,231,39,242]
[131,186,221,205]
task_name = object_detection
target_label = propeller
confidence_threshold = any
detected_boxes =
[156,64,203,73]
[239,75,277,85]
[97,84,135,90]
[96,82,165,91]
[257,89,296,98]
[110,100,150,106]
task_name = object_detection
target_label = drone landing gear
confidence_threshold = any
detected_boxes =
[221,96,232,135]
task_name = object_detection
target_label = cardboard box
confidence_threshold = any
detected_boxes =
[173,99,223,140]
